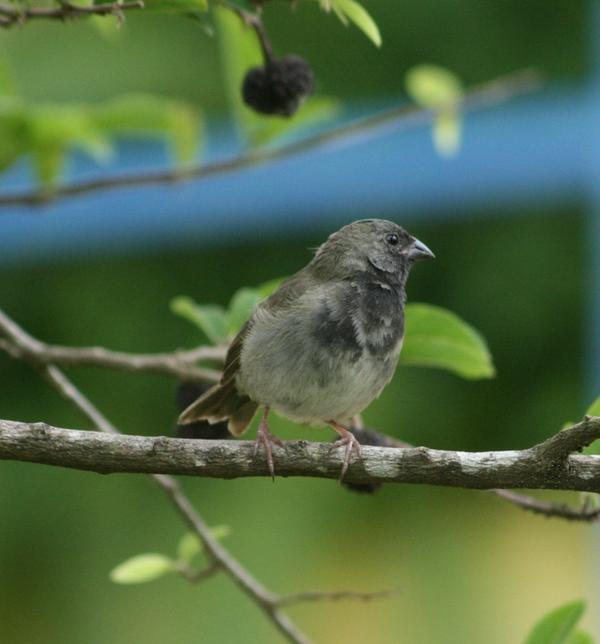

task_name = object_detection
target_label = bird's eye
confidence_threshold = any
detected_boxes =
[386,233,399,246]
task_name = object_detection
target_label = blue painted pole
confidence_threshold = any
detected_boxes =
[584,1,600,636]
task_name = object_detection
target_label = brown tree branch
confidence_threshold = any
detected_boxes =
[0,1,144,27]
[2,310,599,520]
[349,427,600,521]
[2,418,600,492]
[0,68,543,208]
[0,336,224,383]
[533,416,600,464]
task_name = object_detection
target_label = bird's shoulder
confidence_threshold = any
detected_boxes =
[220,270,319,384]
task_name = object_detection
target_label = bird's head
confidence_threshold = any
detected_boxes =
[311,219,434,282]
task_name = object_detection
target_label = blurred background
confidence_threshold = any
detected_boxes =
[0,0,598,642]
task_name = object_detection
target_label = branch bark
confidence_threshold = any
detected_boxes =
[0,68,542,208]
[0,1,144,27]
[2,418,600,492]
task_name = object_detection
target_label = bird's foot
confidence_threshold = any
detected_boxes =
[328,422,363,482]
[254,419,284,481]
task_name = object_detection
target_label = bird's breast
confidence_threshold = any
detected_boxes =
[236,279,405,424]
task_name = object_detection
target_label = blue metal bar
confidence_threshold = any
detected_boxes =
[0,87,589,266]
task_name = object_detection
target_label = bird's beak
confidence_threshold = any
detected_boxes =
[407,238,435,262]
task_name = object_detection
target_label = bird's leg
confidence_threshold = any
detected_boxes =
[327,421,363,481]
[254,406,284,481]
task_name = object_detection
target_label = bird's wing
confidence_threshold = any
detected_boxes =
[220,320,252,385]
[220,271,313,386]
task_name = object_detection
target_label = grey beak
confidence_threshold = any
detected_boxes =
[407,238,435,261]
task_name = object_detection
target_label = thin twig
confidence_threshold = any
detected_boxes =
[0,336,223,383]
[0,0,144,27]
[276,586,403,607]
[222,0,274,63]
[489,489,600,522]
[177,560,221,583]
[0,68,543,209]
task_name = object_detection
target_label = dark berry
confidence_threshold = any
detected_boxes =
[242,55,315,117]
[175,382,231,440]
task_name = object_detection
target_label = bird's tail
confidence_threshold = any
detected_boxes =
[178,380,258,437]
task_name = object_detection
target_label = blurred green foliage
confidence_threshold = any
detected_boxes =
[524,600,592,644]
[110,526,230,584]
[0,2,595,643]
[0,207,592,643]
[0,65,203,190]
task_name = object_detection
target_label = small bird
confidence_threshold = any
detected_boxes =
[179,219,434,478]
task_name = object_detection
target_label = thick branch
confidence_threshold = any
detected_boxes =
[2,311,598,520]
[534,415,600,464]
[0,68,542,208]
[0,1,144,27]
[2,418,600,492]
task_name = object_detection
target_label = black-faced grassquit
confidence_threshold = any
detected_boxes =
[179,219,434,478]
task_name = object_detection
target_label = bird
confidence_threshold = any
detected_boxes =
[178,219,434,479]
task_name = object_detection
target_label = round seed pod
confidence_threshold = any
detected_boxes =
[242,55,315,117]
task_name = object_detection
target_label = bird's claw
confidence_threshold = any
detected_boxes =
[254,421,284,481]
[330,430,362,482]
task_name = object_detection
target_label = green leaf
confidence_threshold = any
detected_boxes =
[318,0,381,46]
[210,524,232,541]
[28,105,112,159]
[400,303,495,379]
[170,296,228,345]
[166,102,203,165]
[332,0,381,47]
[405,64,464,110]
[225,279,288,336]
[433,109,461,157]
[586,396,600,417]
[567,631,594,644]
[110,554,174,584]
[177,533,203,563]
[92,94,203,166]
[226,287,264,336]
[32,143,67,192]
[582,395,600,454]
[256,277,286,298]
[524,600,586,644]
[0,104,27,172]
[177,526,231,564]
[26,104,112,189]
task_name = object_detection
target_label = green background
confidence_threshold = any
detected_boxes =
[0,2,595,643]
